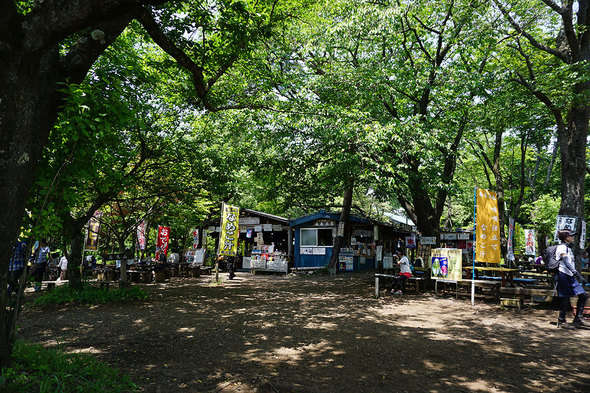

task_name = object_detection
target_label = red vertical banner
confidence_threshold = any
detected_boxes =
[156,225,171,260]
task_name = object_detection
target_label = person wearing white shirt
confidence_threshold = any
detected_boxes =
[391,251,412,295]
[555,230,589,329]
[57,254,68,281]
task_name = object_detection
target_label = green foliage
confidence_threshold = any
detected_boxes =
[0,339,138,393]
[31,285,148,307]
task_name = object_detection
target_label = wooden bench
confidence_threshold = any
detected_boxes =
[92,281,117,290]
[434,279,502,299]
[374,274,426,297]
[41,280,68,291]
[199,266,213,275]
[500,297,522,310]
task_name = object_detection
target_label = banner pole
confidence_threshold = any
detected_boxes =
[472,187,477,306]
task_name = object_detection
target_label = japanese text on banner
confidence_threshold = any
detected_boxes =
[476,189,501,263]
[157,225,171,258]
[219,203,240,256]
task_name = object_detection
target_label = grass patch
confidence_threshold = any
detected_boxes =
[0,339,139,392]
[31,284,148,307]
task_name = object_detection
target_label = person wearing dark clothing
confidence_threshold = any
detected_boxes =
[8,240,27,294]
[228,256,235,280]
[32,240,50,291]
[555,230,589,329]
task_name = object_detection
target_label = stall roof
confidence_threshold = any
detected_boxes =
[202,207,289,226]
[241,208,289,224]
[291,210,386,227]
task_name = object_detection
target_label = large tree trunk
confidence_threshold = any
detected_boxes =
[0,2,134,368]
[559,95,589,270]
[328,181,354,270]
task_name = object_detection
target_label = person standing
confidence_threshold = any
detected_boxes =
[391,250,412,295]
[32,239,50,291]
[8,239,27,295]
[57,253,68,281]
[555,230,589,329]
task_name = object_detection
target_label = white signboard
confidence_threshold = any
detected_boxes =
[312,247,326,255]
[300,247,314,255]
[581,221,587,249]
[420,236,436,245]
[554,216,577,242]
[263,223,273,232]
[239,217,260,225]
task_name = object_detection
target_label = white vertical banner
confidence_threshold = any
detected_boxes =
[524,229,536,256]
[506,217,515,261]
[581,221,587,249]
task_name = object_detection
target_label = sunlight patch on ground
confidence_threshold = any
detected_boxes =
[303,321,338,330]
[177,327,196,333]
[452,378,509,393]
[68,346,103,354]
[132,318,144,324]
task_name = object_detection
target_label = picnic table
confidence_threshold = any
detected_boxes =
[463,266,518,287]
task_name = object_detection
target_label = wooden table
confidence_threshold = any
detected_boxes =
[463,266,519,287]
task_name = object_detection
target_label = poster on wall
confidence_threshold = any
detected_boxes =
[405,235,416,249]
[339,255,353,271]
[525,229,536,256]
[431,248,462,280]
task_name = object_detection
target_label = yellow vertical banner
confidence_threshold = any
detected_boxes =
[219,203,240,256]
[476,188,501,263]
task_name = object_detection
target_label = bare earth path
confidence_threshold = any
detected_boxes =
[17,272,590,393]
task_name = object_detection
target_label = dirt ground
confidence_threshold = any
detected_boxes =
[17,272,590,393]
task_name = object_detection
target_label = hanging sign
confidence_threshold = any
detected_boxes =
[420,236,436,245]
[475,188,501,263]
[405,235,416,249]
[85,211,103,251]
[524,229,536,256]
[581,221,587,250]
[218,203,240,256]
[554,215,577,242]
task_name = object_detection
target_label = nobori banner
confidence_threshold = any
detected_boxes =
[475,188,501,263]
[219,203,240,256]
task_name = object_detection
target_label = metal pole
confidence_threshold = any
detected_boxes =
[472,187,477,306]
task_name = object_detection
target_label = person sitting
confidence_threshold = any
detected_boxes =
[391,251,412,295]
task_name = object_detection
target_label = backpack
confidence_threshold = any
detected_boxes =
[542,245,560,273]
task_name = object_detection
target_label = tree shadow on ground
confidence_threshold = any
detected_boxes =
[18,273,590,393]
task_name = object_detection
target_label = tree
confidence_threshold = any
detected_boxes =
[493,0,590,265]
[0,0,298,368]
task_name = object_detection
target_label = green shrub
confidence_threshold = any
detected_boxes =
[0,340,139,392]
[31,284,148,307]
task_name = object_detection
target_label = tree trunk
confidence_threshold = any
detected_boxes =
[558,95,589,270]
[328,181,354,270]
[68,226,84,290]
